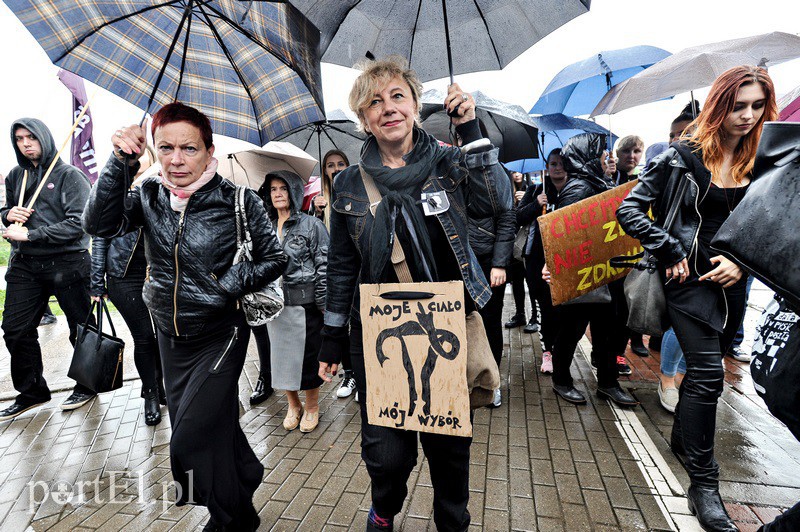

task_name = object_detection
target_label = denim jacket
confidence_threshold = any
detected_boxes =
[320,131,512,364]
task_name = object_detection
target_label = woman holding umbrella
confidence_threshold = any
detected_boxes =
[83,102,287,531]
[617,66,778,532]
[318,56,512,531]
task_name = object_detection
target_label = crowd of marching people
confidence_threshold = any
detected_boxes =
[0,56,796,532]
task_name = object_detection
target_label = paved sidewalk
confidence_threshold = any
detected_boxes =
[0,285,796,531]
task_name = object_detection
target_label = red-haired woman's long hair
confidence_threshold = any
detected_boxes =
[684,66,778,183]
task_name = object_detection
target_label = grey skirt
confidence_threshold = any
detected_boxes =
[267,303,324,391]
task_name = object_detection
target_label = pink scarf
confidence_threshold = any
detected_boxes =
[161,157,219,213]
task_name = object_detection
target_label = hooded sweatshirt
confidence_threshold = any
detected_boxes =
[1,118,90,255]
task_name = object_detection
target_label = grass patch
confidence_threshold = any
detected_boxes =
[0,239,9,267]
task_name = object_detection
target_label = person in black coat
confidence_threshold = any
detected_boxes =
[542,134,638,409]
[83,102,287,531]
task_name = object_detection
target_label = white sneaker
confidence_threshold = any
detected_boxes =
[491,388,502,408]
[337,375,356,398]
[658,383,679,413]
[728,346,752,363]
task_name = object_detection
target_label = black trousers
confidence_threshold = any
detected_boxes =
[2,251,94,404]
[552,303,619,389]
[107,274,161,392]
[524,256,557,352]
[350,323,471,531]
[251,324,272,382]
[669,278,748,489]
[762,501,800,531]
[159,311,263,525]
[509,258,536,322]
[477,257,506,366]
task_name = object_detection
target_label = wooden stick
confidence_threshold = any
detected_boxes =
[18,170,28,208]
[23,92,95,213]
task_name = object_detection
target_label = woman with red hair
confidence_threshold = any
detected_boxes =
[617,65,777,532]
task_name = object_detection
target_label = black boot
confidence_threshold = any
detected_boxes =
[249,375,273,405]
[687,485,738,531]
[629,334,649,357]
[504,314,525,328]
[142,388,162,426]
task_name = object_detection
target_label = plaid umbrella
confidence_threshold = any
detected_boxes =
[283,0,591,83]
[6,0,325,145]
[274,109,365,175]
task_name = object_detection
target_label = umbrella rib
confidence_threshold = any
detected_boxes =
[320,127,343,150]
[145,0,194,112]
[196,4,263,144]
[325,123,365,140]
[408,0,424,66]
[471,0,502,69]
[53,0,183,63]
[174,7,194,102]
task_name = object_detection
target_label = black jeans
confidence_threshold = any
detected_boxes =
[524,257,556,352]
[669,278,747,489]
[2,251,95,404]
[552,303,618,389]
[761,501,800,531]
[477,256,505,366]
[509,258,536,321]
[350,323,471,531]
[107,274,161,392]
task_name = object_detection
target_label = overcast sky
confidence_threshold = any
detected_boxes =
[0,0,798,174]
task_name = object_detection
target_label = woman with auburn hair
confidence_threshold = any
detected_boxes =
[617,65,777,532]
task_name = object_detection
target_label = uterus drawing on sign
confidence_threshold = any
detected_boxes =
[375,302,460,417]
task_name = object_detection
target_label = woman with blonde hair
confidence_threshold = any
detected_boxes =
[318,56,511,531]
[617,65,777,531]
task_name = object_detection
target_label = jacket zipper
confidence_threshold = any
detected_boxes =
[122,229,142,278]
[173,210,186,336]
[476,225,495,238]
[212,327,238,373]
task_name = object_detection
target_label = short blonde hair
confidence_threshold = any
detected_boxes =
[348,56,423,133]
[616,135,644,153]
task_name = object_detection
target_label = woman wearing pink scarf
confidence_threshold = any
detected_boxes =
[83,103,287,531]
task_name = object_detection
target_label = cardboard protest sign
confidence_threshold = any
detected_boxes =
[538,180,643,305]
[360,281,471,437]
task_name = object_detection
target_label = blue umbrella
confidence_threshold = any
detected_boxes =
[504,114,616,173]
[530,45,671,116]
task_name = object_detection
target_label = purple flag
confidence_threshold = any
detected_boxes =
[58,70,99,182]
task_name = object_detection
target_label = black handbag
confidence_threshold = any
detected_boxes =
[610,165,687,336]
[67,300,125,393]
[711,121,800,311]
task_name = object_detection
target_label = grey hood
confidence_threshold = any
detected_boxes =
[259,170,305,218]
[11,117,57,170]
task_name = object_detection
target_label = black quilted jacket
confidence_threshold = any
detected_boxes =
[83,156,287,337]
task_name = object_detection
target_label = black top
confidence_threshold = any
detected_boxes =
[665,182,750,331]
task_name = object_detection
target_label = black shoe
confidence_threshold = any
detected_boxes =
[629,335,649,357]
[202,518,224,532]
[523,320,540,334]
[553,384,586,404]
[597,386,639,407]
[0,399,49,421]
[687,485,738,532]
[249,376,273,405]
[504,315,525,328]
[143,389,162,426]
[649,335,663,353]
[60,391,96,411]
[39,313,57,326]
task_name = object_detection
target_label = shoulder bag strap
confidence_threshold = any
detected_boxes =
[358,165,413,283]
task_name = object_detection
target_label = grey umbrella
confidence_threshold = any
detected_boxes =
[591,31,800,116]
[420,89,538,162]
[282,0,590,82]
[274,109,366,175]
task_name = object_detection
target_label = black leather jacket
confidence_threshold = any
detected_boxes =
[89,230,143,296]
[468,207,515,267]
[83,156,287,337]
[616,144,724,268]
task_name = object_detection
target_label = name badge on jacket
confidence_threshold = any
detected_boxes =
[421,191,449,216]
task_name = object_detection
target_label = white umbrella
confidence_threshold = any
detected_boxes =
[591,31,800,117]
[218,141,318,191]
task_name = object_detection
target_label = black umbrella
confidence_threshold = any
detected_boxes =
[274,109,366,176]
[420,89,538,162]
[283,0,591,83]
